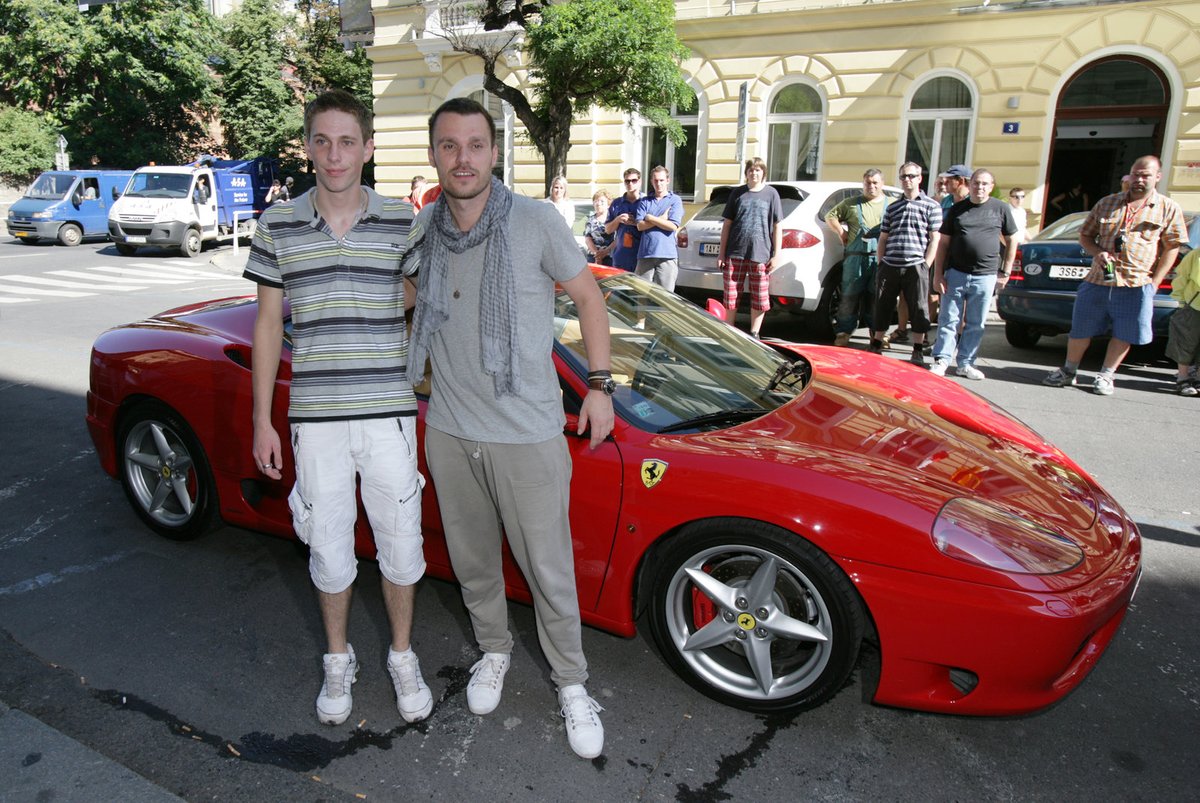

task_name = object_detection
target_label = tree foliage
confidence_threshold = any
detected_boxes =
[449,0,692,192]
[0,104,56,185]
[290,0,373,107]
[0,0,220,168]
[219,0,301,159]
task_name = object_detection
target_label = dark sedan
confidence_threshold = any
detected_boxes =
[998,210,1200,348]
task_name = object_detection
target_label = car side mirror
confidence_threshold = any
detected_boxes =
[72,191,83,206]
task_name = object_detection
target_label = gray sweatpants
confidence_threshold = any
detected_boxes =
[424,426,588,688]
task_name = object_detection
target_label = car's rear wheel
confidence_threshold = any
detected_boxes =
[57,223,83,247]
[647,519,865,713]
[114,243,137,256]
[117,400,217,541]
[1004,321,1042,349]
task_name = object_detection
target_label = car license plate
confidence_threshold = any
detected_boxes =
[13,231,29,237]
[1049,264,1089,280]
[126,236,147,244]
[699,242,719,256]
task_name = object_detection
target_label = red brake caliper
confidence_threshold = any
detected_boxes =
[691,563,717,628]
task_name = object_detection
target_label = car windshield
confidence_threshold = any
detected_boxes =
[125,172,192,199]
[24,173,76,200]
[554,273,806,433]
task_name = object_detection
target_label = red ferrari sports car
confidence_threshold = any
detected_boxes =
[87,269,1140,716]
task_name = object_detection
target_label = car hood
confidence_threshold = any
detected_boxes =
[683,346,1098,536]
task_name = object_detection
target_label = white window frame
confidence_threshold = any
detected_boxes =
[901,70,977,181]
[761,78,826,182]
[630,81,706,202]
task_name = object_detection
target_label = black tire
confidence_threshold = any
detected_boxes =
[1004,321,1042,349]
[117,400,218,541]
[647,518,865,713]
[115,242,137,256]
[180,229,202,259]
[57,223,83,247]
[805,267,842,342]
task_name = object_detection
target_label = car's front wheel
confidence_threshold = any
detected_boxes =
[57,223,83,247]
[117,400,218,540]
[647,519,865,713]
[1004,321,1042,349]
[180,229,202,259]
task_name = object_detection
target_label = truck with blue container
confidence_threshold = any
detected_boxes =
[108,156,276,258]
[7,170,134,246]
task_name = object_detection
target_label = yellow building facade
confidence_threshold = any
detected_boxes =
[368,0,1200,226]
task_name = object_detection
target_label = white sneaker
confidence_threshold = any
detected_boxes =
[388,649,433,723]
[1093,374,1115,396]
[559,684,604,759]
[956,365,985,381]
[929,360,949,377]
[316,644,358,725]
[466,653,510,715]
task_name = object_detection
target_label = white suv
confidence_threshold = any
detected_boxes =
[675,181,900,339]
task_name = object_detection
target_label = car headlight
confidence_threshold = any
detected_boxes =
[931,497,1084,574]
[31,211,52,219]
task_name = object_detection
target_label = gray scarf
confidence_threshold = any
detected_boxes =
[408,177,519,397]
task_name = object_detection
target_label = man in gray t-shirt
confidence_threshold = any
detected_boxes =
[717,157,782,338]
[409,97,614,760]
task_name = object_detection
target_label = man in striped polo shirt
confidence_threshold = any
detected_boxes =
[869,162,943,364]
[246,90,433,727]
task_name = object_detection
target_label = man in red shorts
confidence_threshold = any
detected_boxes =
[717,157,783,338]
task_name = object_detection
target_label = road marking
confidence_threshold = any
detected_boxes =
[48,269,190,285]
[0,296,33,303]
[0,283,92,297]
[0,551,134,595]
[4,274,145,291]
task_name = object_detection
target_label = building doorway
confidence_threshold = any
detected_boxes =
[1044,56,1169,226]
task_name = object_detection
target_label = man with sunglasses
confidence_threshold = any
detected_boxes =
[605,167,644,271]
[869,163,942,364]
[1007,187,1028,244]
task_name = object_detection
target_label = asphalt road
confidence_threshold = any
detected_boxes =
[0,239,1197,801]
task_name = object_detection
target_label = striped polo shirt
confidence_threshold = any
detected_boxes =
[879,192,943,268]
[244,187,417,422]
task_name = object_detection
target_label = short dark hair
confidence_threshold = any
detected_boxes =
[428,97,496,147]
[863,168,883,180]
[304,89,372,143]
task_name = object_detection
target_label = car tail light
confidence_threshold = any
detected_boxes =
[932,497,1084,574]
[781,229,819,249]
[677,228,689,249]
[1158,267,1175,293]
[1008,248,1025,283]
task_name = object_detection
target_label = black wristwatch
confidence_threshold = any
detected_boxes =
[588,370,616,396]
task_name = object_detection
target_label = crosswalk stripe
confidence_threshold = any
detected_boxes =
[2,275,144,291]
[87,266,205,283]
[0,283,92,297]
[0,296,34,303]
[48,270,189,285]
[128,263,221,277]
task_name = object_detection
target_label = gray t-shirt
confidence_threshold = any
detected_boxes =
[722,184,782,264]
[422,195,587,443]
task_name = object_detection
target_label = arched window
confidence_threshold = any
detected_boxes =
[642,96,698,201]
[904,75,974,181]
[467,88,510,185]
[766,83,824,181]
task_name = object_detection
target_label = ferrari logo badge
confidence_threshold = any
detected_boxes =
[737,613,756,631]
[641,459,668,489]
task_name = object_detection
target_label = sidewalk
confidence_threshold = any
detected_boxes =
[0,702,182,802]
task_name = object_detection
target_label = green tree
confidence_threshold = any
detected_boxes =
[0,104,56,185]
[290,0,372,105]
[447,0,692,192]
[219,0,301,159]
[0,0,220,167]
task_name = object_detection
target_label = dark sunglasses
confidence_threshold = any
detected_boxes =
[900,173,921,180]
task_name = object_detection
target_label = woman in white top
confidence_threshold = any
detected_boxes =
[544,175,574,229]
